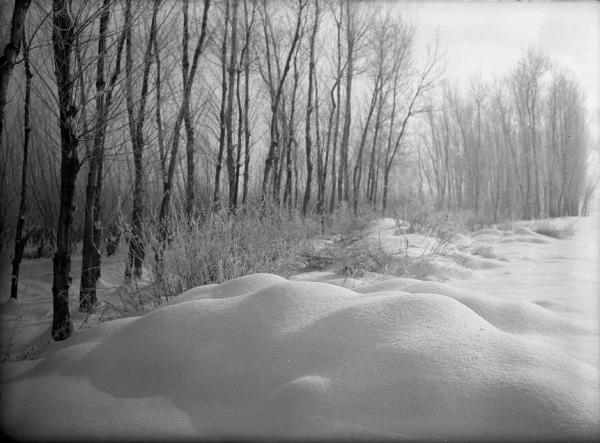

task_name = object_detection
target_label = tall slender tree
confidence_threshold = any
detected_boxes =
[80,0,127,312]
[261,0,307,202]
[10,28,32,300]
[183,0,197,217]
[302,0,319,216]
[214,0,230,210]
[51,0,79,340]
[0,0,31,144]
[226,0,240,210]
[155,0,211,269]
[241,0,255,205]
[124,0,160,280]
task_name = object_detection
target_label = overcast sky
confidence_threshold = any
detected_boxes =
[408,0,600,137]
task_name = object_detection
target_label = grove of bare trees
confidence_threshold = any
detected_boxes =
[1,0,597,340]
[420,49,593,222]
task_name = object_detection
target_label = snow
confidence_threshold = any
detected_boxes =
[1,215,599,440]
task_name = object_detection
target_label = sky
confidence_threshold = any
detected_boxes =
[407,0,600,138]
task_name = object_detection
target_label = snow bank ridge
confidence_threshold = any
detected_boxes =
[2,273,598,440]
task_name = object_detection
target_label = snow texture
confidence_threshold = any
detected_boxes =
[1,215,599,440]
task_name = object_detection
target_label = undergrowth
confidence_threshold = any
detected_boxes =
[145,204,315,299]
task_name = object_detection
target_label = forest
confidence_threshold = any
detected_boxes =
[0,0,597,342]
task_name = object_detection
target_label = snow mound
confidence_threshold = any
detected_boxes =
[454,252,506,270]
[175,272,287,302]
[342,218,476,282]
[356,278,594,336]
[2,273,598,440]
[472,227,506,237]
[499,234,549,244]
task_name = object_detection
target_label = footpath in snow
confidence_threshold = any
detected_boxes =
[0,215,599,440]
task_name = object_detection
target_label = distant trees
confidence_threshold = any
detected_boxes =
[421,49,591,222]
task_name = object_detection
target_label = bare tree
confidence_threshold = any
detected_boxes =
[214,0,230,210]
[9,27,32,300]
[261,0,307,202]
[155,0,211,269]
[241,0,256,205]
[51,0,79,340]
[0,0,31,144]
[352,77,381,216]
[183,0,196,216]
[382,39,439,214]
[337,0,354,204]
[328,1,343,213]
[302,0,319,216]
[282,51,300,209]
[124,0,160,280]
[511,49,549,219]
[80,0,127,312]
[226,0,239,210]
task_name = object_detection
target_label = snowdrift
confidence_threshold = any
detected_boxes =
[2,273,598,440]
[337,217,508,281]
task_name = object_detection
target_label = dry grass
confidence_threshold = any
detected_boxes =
[144,205,315,300]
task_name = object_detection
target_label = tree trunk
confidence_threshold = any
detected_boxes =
[338,0,353,203]
[352,79,380,216]
[382,67,429,213]
[302,0,319,216]
[234,64,243,208]
[382,73,398,215]
[262,0,306,202]
[80,0,111,312]
[10,29,32,300]
[226,0,239,211]
[125,0,160,279]
[0,0,31,144]
[315,69,327,217]
[242,0,253,204]
[183,0,196,217]
[214,0,230,210]
[155,0,211,270]
[236,3,253,209]
[51,0,78,340]
[366,87,384,203]
[284,56,300,209]
[329,10,342,213]
[91,3,127,291]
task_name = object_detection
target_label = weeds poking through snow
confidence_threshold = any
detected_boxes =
[143,205,314,300]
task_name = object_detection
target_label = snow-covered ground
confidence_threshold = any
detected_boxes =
[1,215,599,440]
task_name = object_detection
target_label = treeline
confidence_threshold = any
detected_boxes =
[420,49,595,222]
[0,0,596,340]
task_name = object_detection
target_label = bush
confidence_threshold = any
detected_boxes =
[333,243,394,278]
[146,204,315,299]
